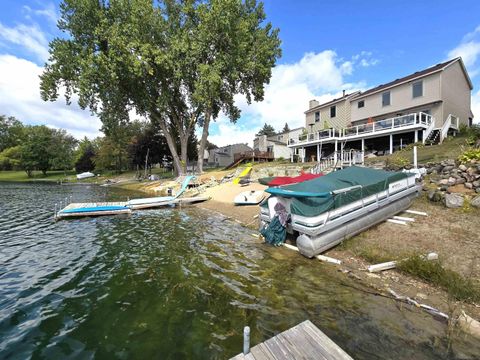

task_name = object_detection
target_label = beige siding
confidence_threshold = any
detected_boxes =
[441,61,472,127]
[305,100,351,131]
[350,73,442,123]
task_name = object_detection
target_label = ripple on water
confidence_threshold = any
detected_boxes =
[0,183,479,359]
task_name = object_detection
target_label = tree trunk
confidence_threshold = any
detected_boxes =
[154,114,184,176]
[179,133,188,174]
[197,111,211,174]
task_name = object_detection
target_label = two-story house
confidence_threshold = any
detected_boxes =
[254,127,305,160]
[289,57,473,163]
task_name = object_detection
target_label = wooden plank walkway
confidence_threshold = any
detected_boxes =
[56,202,131,219]
[230,320,353,360]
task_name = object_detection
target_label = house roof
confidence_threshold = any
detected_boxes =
[305,91,361,114]
[354,57,473,99]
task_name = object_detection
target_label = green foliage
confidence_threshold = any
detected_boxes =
[256,123,276,137]
[49,129,77,172]
[41,0,281,175]
[0,115,25,151]
[398,256,480,303]
[75,137,97,173]
[0,145,22,170]
[323,120,331,130]
[458,148,480,163]
[281,123,290,133]
[385,153,409,169]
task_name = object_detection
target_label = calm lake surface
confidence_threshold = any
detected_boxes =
[0,182,479,359]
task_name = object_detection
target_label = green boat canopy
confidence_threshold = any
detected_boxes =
[265,166,414,217]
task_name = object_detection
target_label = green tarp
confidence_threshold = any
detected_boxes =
[265,166,413,217]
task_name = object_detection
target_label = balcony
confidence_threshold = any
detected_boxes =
[288,112,433,146]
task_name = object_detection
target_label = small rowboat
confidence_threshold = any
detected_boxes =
[234,190,265,205]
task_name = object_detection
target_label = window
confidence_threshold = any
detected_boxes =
[382,91,391,107]
[330,106,336,118]
[358,100,365,108]
[412,81,423,98]
[315,111,320,122]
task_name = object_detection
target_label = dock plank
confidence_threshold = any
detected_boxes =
[229,320,352,360]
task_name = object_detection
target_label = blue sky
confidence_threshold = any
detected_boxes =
[1,0,479,144]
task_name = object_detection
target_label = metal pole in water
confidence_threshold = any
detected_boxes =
[54,203,57,220]
[243,326,250,355]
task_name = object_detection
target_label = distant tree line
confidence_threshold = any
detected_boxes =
[256,122,291,137]
[0,115,201,177]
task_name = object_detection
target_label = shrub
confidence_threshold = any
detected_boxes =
[458,148,480,163]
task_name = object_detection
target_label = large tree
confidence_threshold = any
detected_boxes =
[0,115,24,152]
[40,0,280,175]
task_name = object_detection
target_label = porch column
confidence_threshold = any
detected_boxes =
[361,138,365,152]
[334,140,338,164]
[389,134,393,154]
[302,147,305,163]
[414,130,418,143]
[316,144,320,163]
[422,130,426,144]
[290,149,294,163]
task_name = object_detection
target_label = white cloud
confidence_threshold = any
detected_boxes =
[0,22,49,62]
[23,3,58,26]
[448,25,480,77]
[0,54,102,139]
[210,50,369,146]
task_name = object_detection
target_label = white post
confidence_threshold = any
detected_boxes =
[243,326,250,355]
[414,130,418,143]
[301,147,305,163]
[389,134,393,154]
[413,146,418,169]
[290,149,294,163]
[422,130,426,144]
[334,140,338,164]
[361,138,365,153]
[316,144,320,163]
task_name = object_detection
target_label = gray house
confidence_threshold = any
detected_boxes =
[208,143,253,168]
[290,57,474,162]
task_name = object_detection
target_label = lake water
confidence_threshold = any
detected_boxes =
[0,182,479,359]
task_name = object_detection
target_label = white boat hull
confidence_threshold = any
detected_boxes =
[234,190,265,205]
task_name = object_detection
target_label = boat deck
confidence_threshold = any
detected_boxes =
[230,320,353,360]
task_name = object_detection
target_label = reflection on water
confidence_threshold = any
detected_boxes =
[0,182,479,359]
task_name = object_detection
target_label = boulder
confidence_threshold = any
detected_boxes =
[473,180,480,188]
[428,190,444,203]
[444,193,464,208]
[456,178,466,185]
[459,164,468,172]
[465,182,473,189]
[438,179,449,185]
[471,196,480,208]
[443,165,455,173]
[448,177,457,185]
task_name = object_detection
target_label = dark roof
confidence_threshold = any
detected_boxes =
[356,58,469,98]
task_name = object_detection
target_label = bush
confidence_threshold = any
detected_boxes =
[458,148,480,163]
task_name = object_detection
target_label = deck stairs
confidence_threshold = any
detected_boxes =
[311,150,364,174]
[424,128,441,145]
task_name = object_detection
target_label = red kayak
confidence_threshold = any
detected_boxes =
[267,172,323,186]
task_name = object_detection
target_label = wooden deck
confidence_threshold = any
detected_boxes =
[129,196,209,210]
[230,320,353,360]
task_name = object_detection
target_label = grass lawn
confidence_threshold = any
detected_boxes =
[365,135,470,166]
[0,170,77,182]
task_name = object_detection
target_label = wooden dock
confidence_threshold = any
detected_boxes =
[230,320,353,360]
[128,196,209,210]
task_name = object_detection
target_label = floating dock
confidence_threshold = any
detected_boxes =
[55,197,209,219]
[56,202,131,219]
[230,320,353,360]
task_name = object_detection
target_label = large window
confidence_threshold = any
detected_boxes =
[358,100,365,108]
[330,106,336,118]
[315,111,320,122]
[382,91,391,107]
[412,81,423,98]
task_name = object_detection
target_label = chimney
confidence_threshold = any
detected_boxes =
[309,99,319,109]
[342,90,346,97]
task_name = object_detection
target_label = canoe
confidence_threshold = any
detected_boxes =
[234,190,265,205]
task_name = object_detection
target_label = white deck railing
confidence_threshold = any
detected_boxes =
[440,114,459,144]
[290,112,433,146]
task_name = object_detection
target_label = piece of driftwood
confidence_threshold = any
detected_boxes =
[392,215,415,222]
[368,252,438,273]
[283,243,342,265]
[388,288,449,321]
[405,209,428,216]
[387,219,407,225]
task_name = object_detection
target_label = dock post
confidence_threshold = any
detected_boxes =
[413,146,418,169]
[54,203,57,221]
[243,326,250,355]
